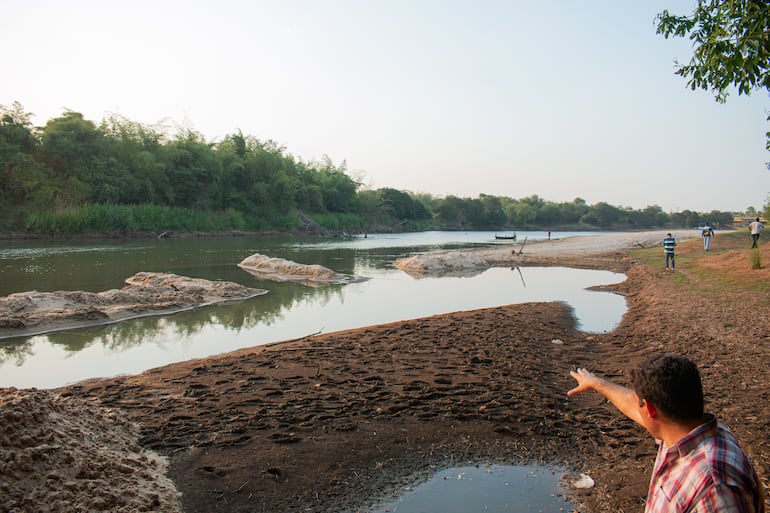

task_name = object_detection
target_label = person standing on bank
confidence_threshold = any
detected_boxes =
[749,218,763,249]
[662,233,676,270]
[568,354,764,512]
[701,223,715,251]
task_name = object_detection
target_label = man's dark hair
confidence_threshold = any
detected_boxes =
[630,354,704,422]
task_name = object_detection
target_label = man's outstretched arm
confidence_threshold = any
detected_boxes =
[567,368,645,426]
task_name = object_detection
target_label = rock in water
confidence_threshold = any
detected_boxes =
[238,253,353,287]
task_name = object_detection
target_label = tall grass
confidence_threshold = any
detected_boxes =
[22,204,383,236]
[24,204,249,235]
[18,204,468,236]
[748,249,761,269]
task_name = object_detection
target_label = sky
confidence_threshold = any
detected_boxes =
[3,0,769,213]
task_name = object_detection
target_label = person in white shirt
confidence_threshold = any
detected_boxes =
[749,218,763,248]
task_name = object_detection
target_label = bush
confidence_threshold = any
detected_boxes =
[748,249,761,269]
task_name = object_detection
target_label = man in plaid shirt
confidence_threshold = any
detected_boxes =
[568,354,764,512]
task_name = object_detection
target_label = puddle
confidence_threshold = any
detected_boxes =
[365,464,574,513]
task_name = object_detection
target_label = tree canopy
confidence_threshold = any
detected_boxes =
[0,102,752,235]
[656,0,770,150]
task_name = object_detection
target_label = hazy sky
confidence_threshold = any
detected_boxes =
[4,0,769,213]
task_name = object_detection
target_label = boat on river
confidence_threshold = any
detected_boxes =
[494,233,517,240]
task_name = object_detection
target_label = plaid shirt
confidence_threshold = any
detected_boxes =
[646,414,763,513]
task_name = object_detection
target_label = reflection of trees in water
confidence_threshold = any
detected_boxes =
[78,318,171,352]
[0,341,35,366]
[1,236,482,362]
[4,281,350,356]
[231,281,346,328]
[0,235,516,376]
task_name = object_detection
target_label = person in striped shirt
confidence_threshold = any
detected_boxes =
[662,233,676,270]
[568,354,764,512]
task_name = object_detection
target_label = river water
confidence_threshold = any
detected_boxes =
[0,231,625,389]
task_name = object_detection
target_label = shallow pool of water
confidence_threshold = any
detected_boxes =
[365,464,573,513]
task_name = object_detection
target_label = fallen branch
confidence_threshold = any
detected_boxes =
[517,236,528,256]
[265,330,324,349]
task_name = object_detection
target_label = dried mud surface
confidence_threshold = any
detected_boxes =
[59,236,770,513]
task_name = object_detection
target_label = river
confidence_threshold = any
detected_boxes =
[0,231,626,388]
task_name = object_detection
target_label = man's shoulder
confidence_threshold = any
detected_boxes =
[658,418,760,512]
[690,423,755,483]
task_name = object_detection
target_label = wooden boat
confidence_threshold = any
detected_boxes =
[494,234,517,240]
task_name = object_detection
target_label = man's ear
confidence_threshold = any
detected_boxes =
[642,399,658,419]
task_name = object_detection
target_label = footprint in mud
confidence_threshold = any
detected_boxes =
[182,383,211,397]
[403,380,430,392]
[214,434,251,447]
[263,467,286,482]
[198,465,225,478]
[329,418,357,432]
[414,409,439,420]
[268,432,301,444]
[381,403,410,416]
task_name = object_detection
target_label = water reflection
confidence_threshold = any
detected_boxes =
[0,265,624,389]
[365,464,573,513]
[1,232,627,389]
[0,231,604,296]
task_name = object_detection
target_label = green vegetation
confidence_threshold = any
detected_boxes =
[633,230,770,296]
[635,243,700,274]
[656,1,770,152]
[24,204,248,234]
[748,249,761,269]
[0,102,759,237]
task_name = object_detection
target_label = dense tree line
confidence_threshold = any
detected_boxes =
[0,103,752,236]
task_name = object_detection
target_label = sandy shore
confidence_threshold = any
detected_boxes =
[394,229,698,275]
[480,229,697,256]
